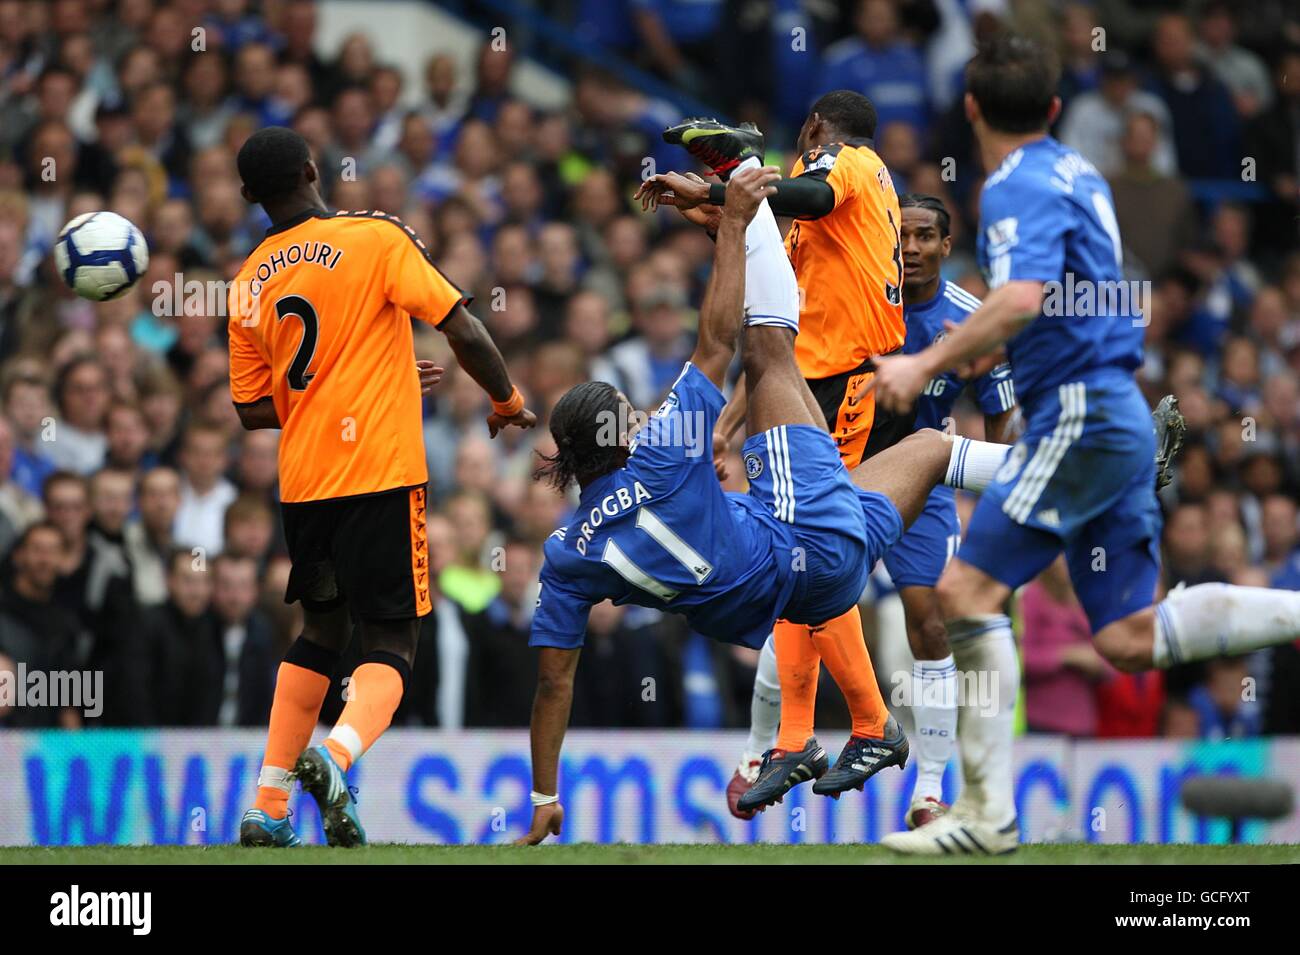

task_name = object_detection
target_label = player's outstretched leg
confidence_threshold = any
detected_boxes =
[1100,583,1300,673]
[883,395,1190,855]
[240,609,347,848]
[663,117,765,179]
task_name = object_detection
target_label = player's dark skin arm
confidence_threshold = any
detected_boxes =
[637,172,834,223]
[235,397,280,430]
[708,177,835,219]
[516,645,580,845]
[439,305,537,436]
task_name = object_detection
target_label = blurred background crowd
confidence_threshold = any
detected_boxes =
[0,0,1297,741]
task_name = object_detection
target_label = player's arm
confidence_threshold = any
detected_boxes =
[519,561,594,845]
[640,172,834,223]
[713,176,835,219]
[516,645,579,846]
[871,181,1065,412]
[690,165,782,388]
[380,219,536,436]
[868,281,1043,412]
[228,305,280,430]
[712,371,748,479]
[438,305,536,436]
[235,397,280,430]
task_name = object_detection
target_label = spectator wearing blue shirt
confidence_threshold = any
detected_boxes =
[1176,658,1262,739]
[819,0,930,138]
[203,2,283,53]
[606,282,695,410]
[229,43,293,130]
[1261,496,1300,585]
[1275,553,1300,591]
[630,0,726,95]
[1057,2,1104,114]
[1147,12,1241,179]
[575,0,638,52]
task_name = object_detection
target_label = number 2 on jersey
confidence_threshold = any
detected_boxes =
[275,294,319,390]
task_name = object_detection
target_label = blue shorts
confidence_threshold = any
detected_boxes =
[742,424,903,625]
[958,378,1162,632]
[883,486,960,589]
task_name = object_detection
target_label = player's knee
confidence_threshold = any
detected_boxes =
[935,571,978,620]
[301,607,351,653]
[359,616,420,664]
[936,561,1006,621]
[1093,616,1152,673]
[892,428,951,482]
[910,613,951,660]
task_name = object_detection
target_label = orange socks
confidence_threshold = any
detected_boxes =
[774,619,820,751]
[772,606,889,751]
[322,661,406,773]
[255,661,332,818]
[809,605,887,739]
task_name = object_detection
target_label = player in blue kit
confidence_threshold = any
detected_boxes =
[514,162,1021,845]
[871,34,1300,855]
[723,193,1019,827]
[881,194,1018,829]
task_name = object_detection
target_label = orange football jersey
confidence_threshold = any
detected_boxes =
[227,210,467,503]
[784,139,905,378]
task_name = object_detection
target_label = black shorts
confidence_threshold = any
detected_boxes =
[281,485,431,620]
[805,352,916,469]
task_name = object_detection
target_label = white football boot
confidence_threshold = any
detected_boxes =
[881,803,1019,856]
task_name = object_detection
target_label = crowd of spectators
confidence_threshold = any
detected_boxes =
[0,0,1297,740]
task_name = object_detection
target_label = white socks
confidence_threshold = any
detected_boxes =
[943,436,1010,494]
[1154,583,1300,668]
[738,156,801,334]
[910,655,957,804]
[948,615,1019,828]
[745,633,782,756]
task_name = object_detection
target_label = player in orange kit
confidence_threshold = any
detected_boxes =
[643,92,912,813]
[228,126,535,847]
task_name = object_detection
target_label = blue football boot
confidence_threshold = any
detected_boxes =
[294,744,367,847]
[239,807,302,847]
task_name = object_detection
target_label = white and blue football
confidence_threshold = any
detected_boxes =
[54,211,149,302]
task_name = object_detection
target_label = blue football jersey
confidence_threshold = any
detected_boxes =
[530,363,799,651]
[908,279,1016,433]
[977,137,1144,417]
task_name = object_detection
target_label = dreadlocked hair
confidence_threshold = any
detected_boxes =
[534,380,629,491]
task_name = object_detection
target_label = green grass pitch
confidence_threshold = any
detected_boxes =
[2,843,1297,865]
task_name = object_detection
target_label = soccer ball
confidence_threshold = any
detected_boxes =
[54,211,149,302]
